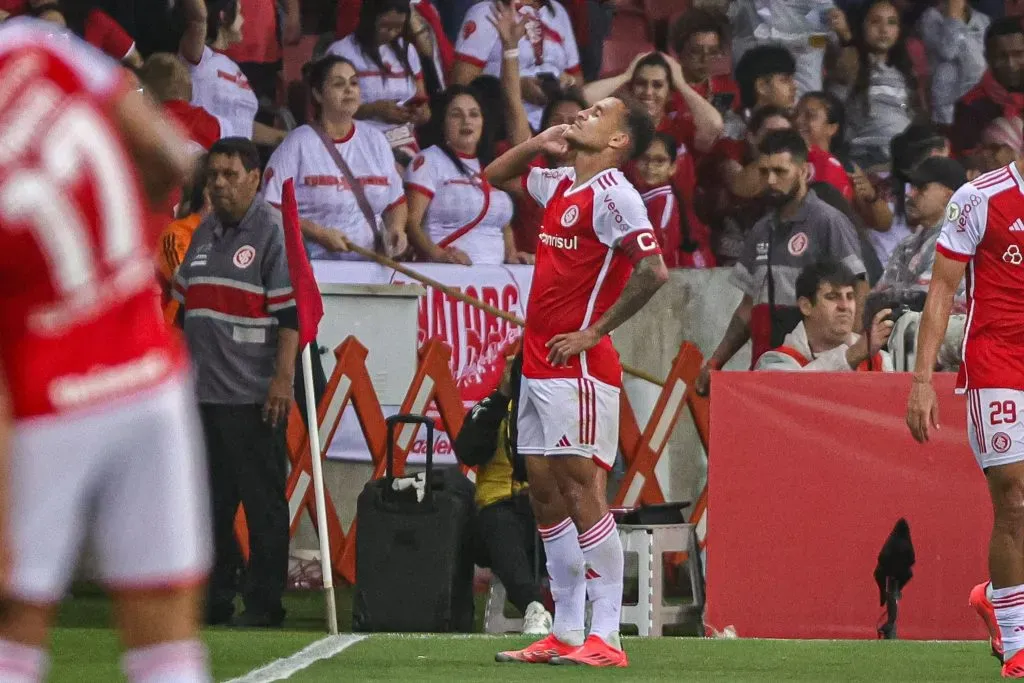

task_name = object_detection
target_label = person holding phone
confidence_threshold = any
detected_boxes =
[327,0,431,158]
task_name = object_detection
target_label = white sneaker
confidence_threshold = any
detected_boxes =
[521,601,553,635]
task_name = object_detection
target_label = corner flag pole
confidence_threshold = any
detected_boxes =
[302,343,338,635]
[280,176,336,634]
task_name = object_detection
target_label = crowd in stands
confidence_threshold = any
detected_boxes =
[6,0,1023,358]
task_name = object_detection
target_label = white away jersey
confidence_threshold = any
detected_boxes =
[184,45,258,139]
[522,166,661,386]
[936,163,1024,392]
[405,146,514,265]
[326,34,422,138]
[455,0,580,130]
[263,124,405,260]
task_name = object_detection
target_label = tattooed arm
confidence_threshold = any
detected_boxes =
[546,254,669,366]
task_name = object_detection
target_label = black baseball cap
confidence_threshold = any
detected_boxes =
[906,157,967,192]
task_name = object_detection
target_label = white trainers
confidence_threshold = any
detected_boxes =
[521,601,553,635]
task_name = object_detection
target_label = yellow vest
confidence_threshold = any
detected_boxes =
[473,408,528,509]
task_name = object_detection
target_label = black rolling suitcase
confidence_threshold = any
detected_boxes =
[352,414,476,632]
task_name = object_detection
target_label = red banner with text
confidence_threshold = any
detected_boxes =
[706,372,991,640]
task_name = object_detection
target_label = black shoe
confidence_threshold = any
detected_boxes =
[232,608,285,628]
[205,602,235,626]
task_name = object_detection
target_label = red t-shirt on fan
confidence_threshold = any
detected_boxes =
[520,166,661,387]
[0,20,185,419]
[936,164,1024,393]
[807,145,853,203]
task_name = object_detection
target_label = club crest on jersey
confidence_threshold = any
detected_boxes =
[560,205,580,227]
[993,432,1012,454]
[788,232,808,256]
[233,245,256,269]
[946,202,959,222]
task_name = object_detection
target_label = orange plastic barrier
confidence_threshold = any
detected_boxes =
[615,342,708,508]
[233,334,708,586]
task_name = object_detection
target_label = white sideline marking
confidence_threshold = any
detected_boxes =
[223,634,366,683]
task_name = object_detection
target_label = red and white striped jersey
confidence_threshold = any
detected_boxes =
[0,19,185,419]
[521,166,661,387]
[936,162,1024,393]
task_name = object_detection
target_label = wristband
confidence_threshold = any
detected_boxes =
[503,48,520,60]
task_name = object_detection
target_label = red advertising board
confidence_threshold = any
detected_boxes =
[705,372,991,640]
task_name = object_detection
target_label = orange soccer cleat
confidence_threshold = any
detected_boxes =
[495,634,579,664]
[970,581,1005,662]
[1003,650,1024,678]
[550,634,628,667]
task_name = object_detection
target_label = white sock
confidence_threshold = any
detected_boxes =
[579,512,623,646]
[122,640,210,683]
[992,584,1024,659]
[539,517,586,645]
[0,640,46,683]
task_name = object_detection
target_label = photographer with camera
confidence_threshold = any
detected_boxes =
[757,260,894,371]
[874,157,968,310]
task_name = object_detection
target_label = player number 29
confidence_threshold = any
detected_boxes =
[990,400,1018,426]
[0,99,140,299]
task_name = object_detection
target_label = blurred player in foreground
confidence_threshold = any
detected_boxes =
[906,159,1024,677]
[0,18,210,682]
[485,97,667,666]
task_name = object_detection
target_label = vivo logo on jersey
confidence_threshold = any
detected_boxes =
[539,233,578,250]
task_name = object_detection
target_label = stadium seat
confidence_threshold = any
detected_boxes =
[643,0,689,22]
[618,523,704,637]
[607,7,652,42]
[601,38,656,78]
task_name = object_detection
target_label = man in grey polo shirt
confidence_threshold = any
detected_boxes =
[697,129,867,392]
[173,138,298,628]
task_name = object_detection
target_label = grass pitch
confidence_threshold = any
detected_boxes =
[48,588,1001,682]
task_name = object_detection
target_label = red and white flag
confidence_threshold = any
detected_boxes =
[281,178,323,348]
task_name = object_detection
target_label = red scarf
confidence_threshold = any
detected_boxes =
[978,70,1024,120]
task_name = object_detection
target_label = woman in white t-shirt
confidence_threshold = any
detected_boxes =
[405,85,530,266]
[178,0,286,146]
[263,55,408,261]
[452,0,581,131]
[327,0,430,157]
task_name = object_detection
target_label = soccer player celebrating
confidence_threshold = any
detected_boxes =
[0,18,210,682]
[484,97,668,667]
[906,159,1024,677]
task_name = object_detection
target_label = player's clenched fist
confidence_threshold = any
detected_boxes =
[546,328,600,366]
[906,378,939,444]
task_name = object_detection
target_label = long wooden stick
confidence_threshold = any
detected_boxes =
[345,244,666,387]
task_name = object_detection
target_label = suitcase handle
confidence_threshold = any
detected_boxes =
[385,413,434,500]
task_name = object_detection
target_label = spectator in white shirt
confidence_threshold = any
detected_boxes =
[452,0,582,131]
[327,0,431,158]
[263,55,408,261]
[178,0,286,147]
[405,85,529,265]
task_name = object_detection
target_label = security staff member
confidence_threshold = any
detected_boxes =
[173,138,298,627]
[696,129,867,393]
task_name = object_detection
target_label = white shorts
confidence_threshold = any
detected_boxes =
[8,376,211,603]
[516,376,620,471]
[966,389,1024,470]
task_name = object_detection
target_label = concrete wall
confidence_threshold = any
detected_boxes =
[292,268,748,550]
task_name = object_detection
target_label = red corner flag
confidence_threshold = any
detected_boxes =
[281,178,323,348]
